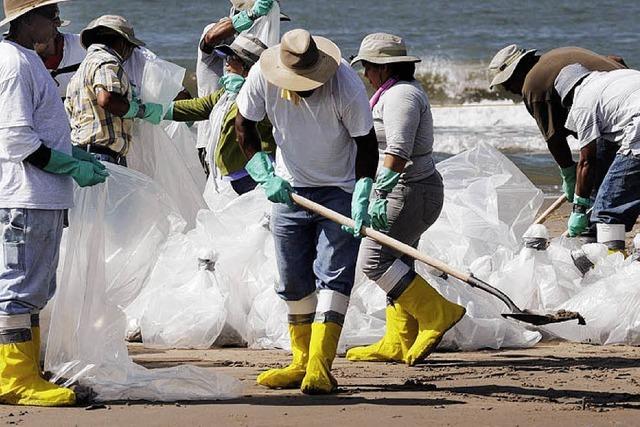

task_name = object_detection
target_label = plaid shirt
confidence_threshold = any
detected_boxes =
[65,44,133,155]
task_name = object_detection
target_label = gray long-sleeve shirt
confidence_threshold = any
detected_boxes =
[372,80,436,182]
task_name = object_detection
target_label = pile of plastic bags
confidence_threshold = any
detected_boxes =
[124,142,547,354]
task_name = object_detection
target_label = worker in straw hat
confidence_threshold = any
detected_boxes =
[236,28,378,394]
[65,15,164,166]
[0,0,108,407]
[346,33,466,366]
[487,45,626,239]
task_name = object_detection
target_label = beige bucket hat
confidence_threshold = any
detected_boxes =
[260,28,341,92]
[350,33,421,66]
[1,0,70,27]
[488,44,537,89]
[80,14,145,49]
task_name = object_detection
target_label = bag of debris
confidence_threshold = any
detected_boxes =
[140,252,229,349]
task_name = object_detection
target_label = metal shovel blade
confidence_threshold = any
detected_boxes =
[502,309,586,326]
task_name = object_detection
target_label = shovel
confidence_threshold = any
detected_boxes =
[534,195,568,225]
[290,193,585,327]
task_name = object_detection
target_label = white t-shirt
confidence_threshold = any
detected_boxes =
[0,41,74,209]
[195,23,226,149]
[566,68,640,156]
[236,60,373,192]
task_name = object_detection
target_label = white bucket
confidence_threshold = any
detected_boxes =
[596,223,626,251]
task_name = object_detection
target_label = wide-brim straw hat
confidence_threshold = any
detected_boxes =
[350,33,421,66]
[260,28,341,92]
[1,0,70,27]
[488,44,537,89]
[80,14,145,49]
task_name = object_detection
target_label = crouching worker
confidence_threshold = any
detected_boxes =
[555,64,640,252]
[0,0,107,407]
[347,34,465,366]
[166,34,276,195]
[65,15,163,166]
[236,29,378,394]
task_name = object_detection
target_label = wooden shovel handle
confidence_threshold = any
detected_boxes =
[534,195,567,225]
[290,193,473,283]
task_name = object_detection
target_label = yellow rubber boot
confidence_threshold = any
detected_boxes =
[0,340,76,406]
[396,274,466,366]
[346,303,417,363]
[257,323,311,389]
[300,322,341,395]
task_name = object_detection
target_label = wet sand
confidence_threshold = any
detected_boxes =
[1,199,639,426]
[3,342,639,427]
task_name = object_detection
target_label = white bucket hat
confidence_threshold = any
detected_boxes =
[350,33,421,66]
[214,33,267,67]
[260,29,341,92]
[1,0,70,27]
[554,63,592,106]
[488,44,537,89]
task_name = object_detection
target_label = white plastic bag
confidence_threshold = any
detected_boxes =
[140,254,229,349]
[125,55,207,227]
[45,165,240,401]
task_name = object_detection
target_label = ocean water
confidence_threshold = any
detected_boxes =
[55,0,639,191]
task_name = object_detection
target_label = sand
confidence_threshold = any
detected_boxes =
[1,198,639,426]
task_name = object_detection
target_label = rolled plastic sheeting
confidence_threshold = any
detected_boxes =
[126,55,207,228]
[45,164,241,401]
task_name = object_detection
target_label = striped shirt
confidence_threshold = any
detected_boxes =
[65,44,133,155]
[566,68,640,156]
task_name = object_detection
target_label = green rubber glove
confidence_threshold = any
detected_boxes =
[139,103,165,125]
[368,167,401,231]
[164,103,174,120]
[219,73,245,94]
[71,146,107,171]
[252,0,274,17]
[231,10,253,32]
[559,163,577,203]
[342,177,373,238]
[246,151,293,205]
[568,195,592,237]
[369,198,389,231]
[374,166,401,193]
[568,212,589,237]
[44,149,109,187]
[123,97,141,119]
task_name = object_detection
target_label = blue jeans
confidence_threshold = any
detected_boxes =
[0,209,64,315]
[270,187,360,301]
[592,153,640,231]
[591,139,619,202]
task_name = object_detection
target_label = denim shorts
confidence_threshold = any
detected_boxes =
[592,153,640,231]
[0,208,65,315]
[270,186,360,301]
